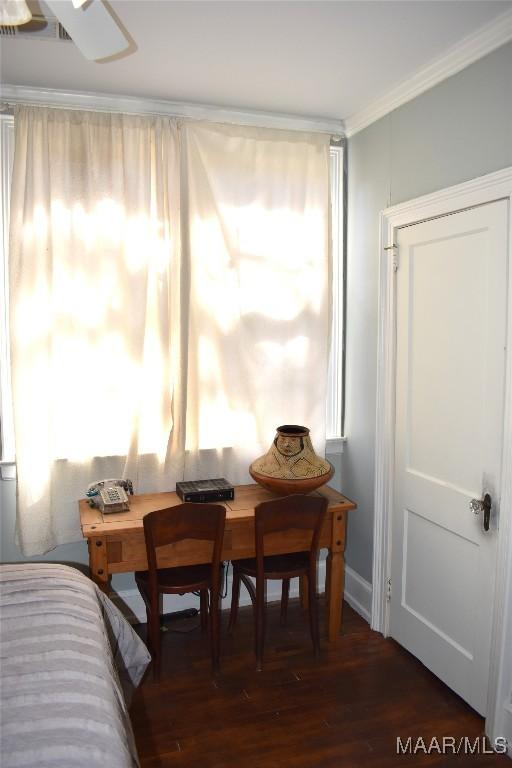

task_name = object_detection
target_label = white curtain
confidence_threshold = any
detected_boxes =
[181,122,330,483]
[9,109,330,555]
[10,107,183,555]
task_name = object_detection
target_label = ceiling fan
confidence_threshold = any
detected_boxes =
[0,0,131,61]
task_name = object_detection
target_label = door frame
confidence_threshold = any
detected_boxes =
[372,167,512,745]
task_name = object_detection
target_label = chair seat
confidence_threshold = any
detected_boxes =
[135,563,215,592]
[234,551,309,579]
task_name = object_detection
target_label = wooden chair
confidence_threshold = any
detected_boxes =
[135,503,226,679]
[228,494,328,670]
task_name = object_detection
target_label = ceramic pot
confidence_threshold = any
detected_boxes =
[249,425,334,495]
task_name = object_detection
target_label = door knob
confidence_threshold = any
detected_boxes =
[469,493,492,532]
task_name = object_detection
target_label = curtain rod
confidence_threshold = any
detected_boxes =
[0,85,345,139]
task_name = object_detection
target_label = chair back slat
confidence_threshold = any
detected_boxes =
[254,494,328,562]
[143,503,226,574]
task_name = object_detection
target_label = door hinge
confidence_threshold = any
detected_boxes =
[386,577,392,602]
[384,243,399,271]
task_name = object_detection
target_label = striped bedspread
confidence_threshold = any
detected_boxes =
[0,563,151,768]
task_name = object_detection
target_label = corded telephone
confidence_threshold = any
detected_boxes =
[86,478,133,514]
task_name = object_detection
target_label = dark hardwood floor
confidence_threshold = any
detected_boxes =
[131,596,508,767]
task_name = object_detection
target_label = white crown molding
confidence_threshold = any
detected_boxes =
[344,7,512,137]
[2,8,511,140]
[0,84,344,136]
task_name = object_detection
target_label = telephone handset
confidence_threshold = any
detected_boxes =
[86,478,133,514]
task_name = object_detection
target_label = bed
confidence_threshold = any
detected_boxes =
[0,563,151,768]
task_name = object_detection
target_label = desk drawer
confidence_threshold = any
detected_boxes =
[107,534,233,572]
[102,514,342,574]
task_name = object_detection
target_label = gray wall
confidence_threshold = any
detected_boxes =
[342,41,512,583]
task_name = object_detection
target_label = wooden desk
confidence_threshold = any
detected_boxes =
[79,483,356,642]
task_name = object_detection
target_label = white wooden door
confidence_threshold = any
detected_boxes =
[391,200,508,715]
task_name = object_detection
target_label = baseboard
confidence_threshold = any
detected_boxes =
[344,565,372,624]
[109,560,373,626]
[111,588,199,624]
[109,566,310,625]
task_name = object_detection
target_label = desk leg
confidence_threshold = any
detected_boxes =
[299,575,309,609]
[326,512,346,643]
[88,537,111,594]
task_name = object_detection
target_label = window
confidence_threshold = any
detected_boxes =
[326,141,346,445]
[0,117,346,474]
[0,115,14,477]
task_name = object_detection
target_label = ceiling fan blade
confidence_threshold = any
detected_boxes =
[45,0,129,61]
[0,0,32,25]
